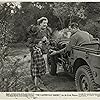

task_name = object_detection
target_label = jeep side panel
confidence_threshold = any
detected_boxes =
[88,53,100,85]
[71,48,100,85]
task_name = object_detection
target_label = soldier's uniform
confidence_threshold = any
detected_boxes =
[67,29,94,51]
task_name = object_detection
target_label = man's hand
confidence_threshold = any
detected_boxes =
[50,50,57,56]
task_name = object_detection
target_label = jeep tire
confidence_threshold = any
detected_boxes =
[75,65,97,91]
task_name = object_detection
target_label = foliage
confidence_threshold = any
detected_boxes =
[0,23,33,91]
[0,2,33,92]
[52,2,86,28]
[79,3,100,38]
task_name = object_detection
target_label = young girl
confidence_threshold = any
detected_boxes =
[30,43,46,91]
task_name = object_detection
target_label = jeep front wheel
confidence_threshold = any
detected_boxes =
[75,65,97,91]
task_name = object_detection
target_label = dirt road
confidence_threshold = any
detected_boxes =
[43,72,76,91]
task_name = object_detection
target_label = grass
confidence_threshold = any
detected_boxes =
[2,43,35,92]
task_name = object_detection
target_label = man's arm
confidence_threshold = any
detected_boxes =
[50,46,67,56]
[56,34,78,53]
[50,33,78,56]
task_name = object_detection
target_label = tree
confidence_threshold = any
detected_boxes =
[52,2,86,29]
[80,2,100,38]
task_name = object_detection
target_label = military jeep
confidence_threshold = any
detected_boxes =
[48,39,100,91]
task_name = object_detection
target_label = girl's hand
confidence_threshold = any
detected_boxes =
[50,50,57,55]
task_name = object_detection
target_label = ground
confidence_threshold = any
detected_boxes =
[10,45,76,92]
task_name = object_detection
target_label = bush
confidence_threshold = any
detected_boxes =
[0,20,33,92]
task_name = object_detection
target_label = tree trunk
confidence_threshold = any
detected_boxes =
[58,16,63,29]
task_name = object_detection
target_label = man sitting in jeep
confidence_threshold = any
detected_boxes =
[49,22,94,75]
